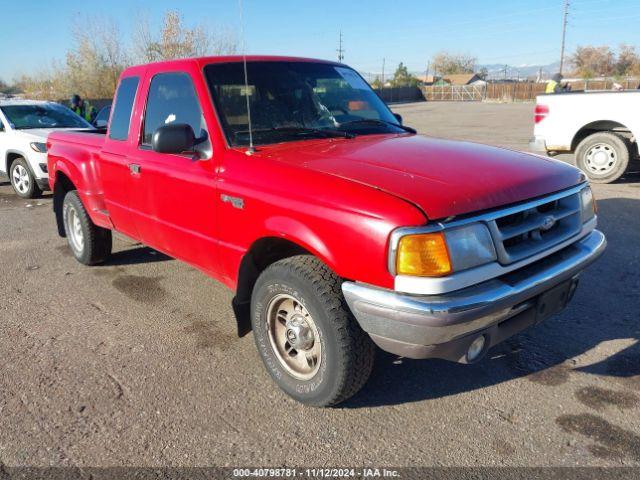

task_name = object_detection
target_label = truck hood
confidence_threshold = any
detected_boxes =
[260,134,584,220]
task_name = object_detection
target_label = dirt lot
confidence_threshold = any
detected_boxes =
[1,102,639,469]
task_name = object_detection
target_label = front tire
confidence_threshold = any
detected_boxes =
[10,158,41,199]
[575,132,629,183]
[62,191,112,265]
[251,255,375,407]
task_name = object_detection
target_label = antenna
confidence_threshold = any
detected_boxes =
[238,0,254,153]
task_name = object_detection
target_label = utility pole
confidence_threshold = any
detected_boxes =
[559,0,570,74]
[503,65,508,80]
[337,31,345,62]
[381,57,386,86]
[425,61,430,81]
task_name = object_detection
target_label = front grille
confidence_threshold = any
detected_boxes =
[487,191,582,265]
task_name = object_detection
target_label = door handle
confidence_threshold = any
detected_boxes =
[129,163,141,175]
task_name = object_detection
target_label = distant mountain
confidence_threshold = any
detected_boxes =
[477,61,561,80]
[365,60,564,83]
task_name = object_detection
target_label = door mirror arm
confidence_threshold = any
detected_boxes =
[194,130,212,161]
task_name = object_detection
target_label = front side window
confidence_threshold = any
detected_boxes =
[109,77,139,141]
[204,61,403,147]
[1,103,91,130]
[142,72,205,145]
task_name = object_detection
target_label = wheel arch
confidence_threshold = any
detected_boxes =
[571,120,634,151]
[232,236,332,338]
[53,171,78,237]
[4,149,28,176]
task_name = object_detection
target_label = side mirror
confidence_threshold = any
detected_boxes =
[393,113,403,125]
[95,119,108,129]
[152,124,196,154]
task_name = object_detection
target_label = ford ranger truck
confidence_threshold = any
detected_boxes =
[47,57,606,407]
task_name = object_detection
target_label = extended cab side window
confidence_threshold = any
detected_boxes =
[109,76,139,141]
[142,73,205,145]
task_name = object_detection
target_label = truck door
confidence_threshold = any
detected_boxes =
[100,76,141,240]
[125,70,219,272]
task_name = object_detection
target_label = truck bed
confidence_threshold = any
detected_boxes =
[47,129,106,149]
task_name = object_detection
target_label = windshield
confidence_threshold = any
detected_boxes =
[1,103,91,130]
[204,61,405,146]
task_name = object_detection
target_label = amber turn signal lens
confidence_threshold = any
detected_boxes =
[396,232,452,277]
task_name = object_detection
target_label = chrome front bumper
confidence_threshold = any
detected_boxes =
[342,230,606,361]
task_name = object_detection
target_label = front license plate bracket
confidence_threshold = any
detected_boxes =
[535,278,579,323]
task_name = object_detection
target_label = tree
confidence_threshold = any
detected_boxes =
[570,45,615,78]
[14,64,67,100]
[390,62,419,87]
[0,79,19,95]
[133,11,237,63]
[431,52,476,75]
[65,17,129,98]
[14,11,239,101]
[370,77,383,89]
[17,17,128,100]
[615,44,640,77]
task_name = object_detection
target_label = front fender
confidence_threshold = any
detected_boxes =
[263,216,338,272]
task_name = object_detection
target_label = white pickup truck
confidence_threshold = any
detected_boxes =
[530,90,639,183]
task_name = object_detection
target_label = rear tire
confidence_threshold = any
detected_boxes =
[62,191,112,265]
[575,132,629,183]
[10,157,41,199]
[250,255,375,407]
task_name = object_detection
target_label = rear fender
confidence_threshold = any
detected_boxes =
[51,155,111,231]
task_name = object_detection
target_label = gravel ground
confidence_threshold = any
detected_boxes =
[0,102,639,469]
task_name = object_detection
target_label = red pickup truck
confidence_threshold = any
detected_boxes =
[47,56,606,406]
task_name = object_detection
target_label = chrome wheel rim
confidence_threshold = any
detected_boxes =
[585,143,617,175]
[12,164,30,194]
[266,294,322,380]
[66,205,84,253]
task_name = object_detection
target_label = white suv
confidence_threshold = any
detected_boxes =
[0,99,92,198]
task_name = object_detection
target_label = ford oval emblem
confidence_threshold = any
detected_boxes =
[541,216,556,231]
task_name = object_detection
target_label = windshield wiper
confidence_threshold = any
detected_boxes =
[338,118,417,134]
[235,126,355,139]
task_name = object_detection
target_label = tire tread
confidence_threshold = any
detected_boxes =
[260,255,375,406]
[63,191,112,265]
[576,131,629,183]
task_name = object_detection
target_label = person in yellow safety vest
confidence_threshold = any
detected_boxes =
[545,73,565,94]
[70,94,97,124]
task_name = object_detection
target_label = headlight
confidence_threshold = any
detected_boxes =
[445,224,497,272]
[30,142,47,153]
[580,186,596,223]
[395,224,497,277]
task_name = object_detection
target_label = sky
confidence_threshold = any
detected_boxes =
[0,0,639,82]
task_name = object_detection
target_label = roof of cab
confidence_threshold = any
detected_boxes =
[120,55,342,77]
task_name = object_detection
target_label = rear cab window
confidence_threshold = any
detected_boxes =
[141,72,205,146]
[109,77,140,141]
